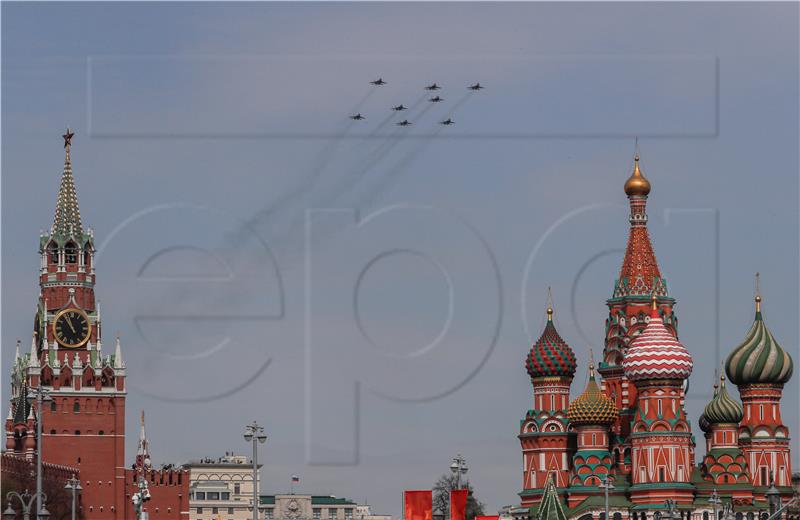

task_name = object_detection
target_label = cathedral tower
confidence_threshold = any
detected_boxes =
[725,284,794,496]
[623,296,694,506]
[519,296,577,507]
[698,374,754,505]
[566,356,619,507]
[600,154,678,475]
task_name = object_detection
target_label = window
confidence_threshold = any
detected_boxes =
[50,429,56,435]
[196,492,206,500]
[48,244,58,264]
[197,508,204,514]
[314,509,322,520]
[75,430,81,435]
[761,467,768,486]
[760,405,764,420]
[657,399,662,416]
[330,510,338,519]
[74,401,80,413]
[659,467,666,482]
[345,509,354,520]
[207,492,220,500]
[213,508,218,514]
[591,433,597,446]
[228,508,234,515]
[51,401,57,412]
[99,430,104,436]
[65,243,77,264]
[265,509,274,519]
[221,492,230,500]
[234,484,241,495]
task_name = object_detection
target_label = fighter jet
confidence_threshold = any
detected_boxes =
[392,104,407,111]
[425,83,441,91]
[428,96,443,103]
[349,113,365,120]
[440,118,455,125]
[468,83,484,90]
[396,120,412,126]
[370,78,387,85]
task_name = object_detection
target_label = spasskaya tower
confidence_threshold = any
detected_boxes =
[6,129,127,518]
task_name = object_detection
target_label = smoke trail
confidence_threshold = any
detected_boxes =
[353,91,477,208]
[232,88,378,245]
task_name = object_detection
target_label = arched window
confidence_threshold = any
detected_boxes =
[613,514,622,520]
[50,429,56,435]
[50,400,57,412]
[73,401,80,413]
[48,243,58,264]
[65,242,77,264]
[703,513,709,520]
[75,430,81,435]
[99,430,104,436]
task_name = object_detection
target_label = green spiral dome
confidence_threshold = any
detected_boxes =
[703,376,744,425]
[726,300,793,385]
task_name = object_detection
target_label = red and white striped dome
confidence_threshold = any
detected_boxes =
[623,305,693,381]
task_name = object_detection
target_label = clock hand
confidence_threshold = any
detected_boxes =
[66,316,77,334]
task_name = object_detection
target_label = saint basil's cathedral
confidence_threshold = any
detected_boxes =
[518,156,797,520]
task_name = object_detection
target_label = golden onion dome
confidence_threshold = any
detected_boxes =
[624,155,651,197]
[568,360,619,426]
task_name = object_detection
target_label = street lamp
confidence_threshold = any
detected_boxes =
[4,490,49,520]
[762,471,800,520]
[64,474,82,520]
[664,499,680,520]
[599,476,615,520]
[450,454,468,490]
[767,474,781,519]
[709,489,722,520]
[26,386,52,519]
[244,421,267,520]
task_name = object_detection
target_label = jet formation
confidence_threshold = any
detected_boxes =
[349,79,483,126]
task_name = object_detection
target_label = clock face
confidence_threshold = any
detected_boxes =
[53,308,91,348]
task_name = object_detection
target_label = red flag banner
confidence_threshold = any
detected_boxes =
[476,516,499,520]
[404,490,432,520]
[450,489,469,520]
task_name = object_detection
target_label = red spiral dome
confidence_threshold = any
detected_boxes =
[526,306,577,379]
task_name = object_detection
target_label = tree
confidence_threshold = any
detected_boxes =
[432,473,486,520]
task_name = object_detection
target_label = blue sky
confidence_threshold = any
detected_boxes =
[2,2,798,516]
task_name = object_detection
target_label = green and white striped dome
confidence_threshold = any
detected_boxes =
[703,375,743,425]
[726,296,793,386]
